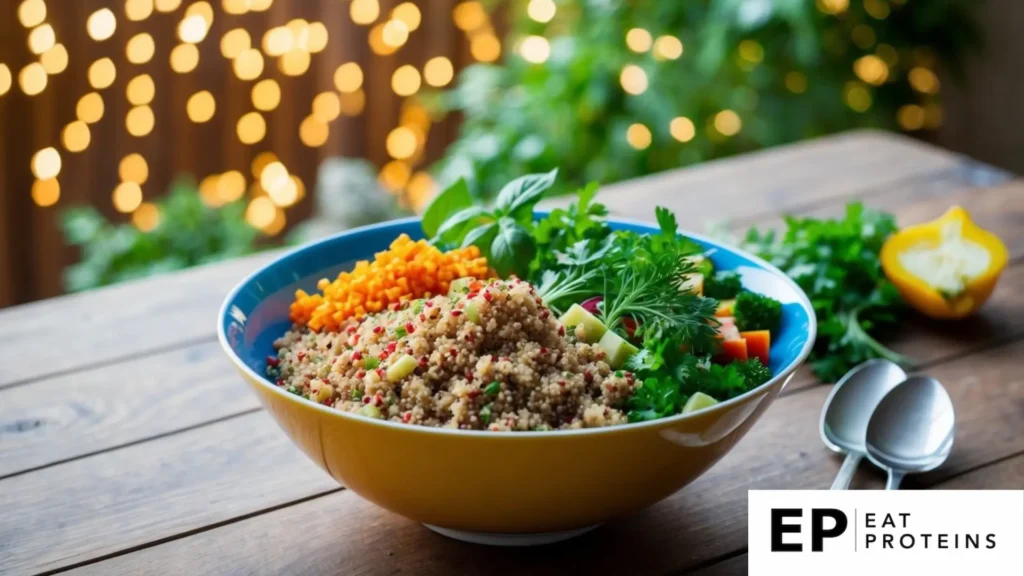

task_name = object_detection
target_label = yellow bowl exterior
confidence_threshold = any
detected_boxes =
[238,367,790,533]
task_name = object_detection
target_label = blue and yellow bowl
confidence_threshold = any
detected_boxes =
[218,215,816,544]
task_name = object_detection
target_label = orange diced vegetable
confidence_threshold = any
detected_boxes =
[715,299,735,318]
[718,338,748,362]
[740,330,771,365]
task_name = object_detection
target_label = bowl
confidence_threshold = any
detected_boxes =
[218,215,816,545]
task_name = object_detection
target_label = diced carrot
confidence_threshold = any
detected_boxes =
[716,337,748,362]
[715,299,735,318]
[740,330,771,365]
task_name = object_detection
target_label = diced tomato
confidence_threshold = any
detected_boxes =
[714,337,748,363]
[715,299,735,318]
[740,330,771,365]
[622,317,638,339]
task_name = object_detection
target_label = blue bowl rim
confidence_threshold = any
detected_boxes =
[217,213,817,438]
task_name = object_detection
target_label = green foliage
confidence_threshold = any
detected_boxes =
[427,0,979,198]
[733,290,783,331]
[704,270,742,299]
[61,177,261,292]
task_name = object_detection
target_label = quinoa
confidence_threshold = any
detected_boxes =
[269,279,640,431]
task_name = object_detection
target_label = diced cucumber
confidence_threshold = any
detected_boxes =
[597,330,639,369]
[358,404,382,419]
[558,303,607,343]
[448,277,474,295]
[466,301,480,323]
[386,354,417,382]
[682,392,719,414]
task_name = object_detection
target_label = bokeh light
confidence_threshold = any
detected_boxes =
[738,40,764,64]
[299,115,329,147]
[119,153,149,184]
[350,0,380,25]
[19,63,47,96]
[127,33,156,64]
[217,170,246,202]
[924,103,944,129]
[864,0,889,19]
[897,104,925,130]
[262,26,292,56]
[185,1,214,25]
[28,24,55,55]
[785,71,808,93]
[312,92,341,122]
[186,90,216,122]
[248,0,272,11]
[199,174,221,205]
[126,0,155,21]
[653,35,683,60]
[262,207,286,236]
[527,0,556,23]
[305,22,328,53]
[368,23,398,56]
[392,3,421,31]
[18,0,47,28]
[77,92,104,123]
[251,79,280,111]
[407,171,435,210]
[519,35,550,63]
[626,123,651,150]
[222,0,248,15]
[155,0,182,12]
[221,28,251,59]
[852,24,876,49]
[32,147,61,179]
[382,19,409,47]
[334,62,363,93]
[908,67,939,94]
[260,161,288,191]
[470,34,501,62]
[170,43,200,73]
[233,48,264,80]
[237,111,266,144]
[386,127,417,159]
[250,152,277,178]
[424,57,454,87]
[246,196,277,228]
[379,160,410,192]
[32,178,60,207]
[88,58,116,89]
[267,175,299,206]
[453,1,486,31]
[843,82,872,112]
[87,9,117,41]
[113,181,143,213]
[669,117,695,143]
[391,65,421,96]
[132,202,161,231]
[713,110,742,136]
[626,28,652,53]
[815,0,849,15]
[126,105,155,136]
[620,65,648,95]
[853,54,888,86]
[876,43,899,67]
[127,74,155,105]
[340,90,365,116]
[0,65,10,96]
[279,49,311,76]
[40,44,68,74]
[178,14,209,44]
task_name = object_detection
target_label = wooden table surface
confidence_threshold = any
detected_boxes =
[2,130,1022,576]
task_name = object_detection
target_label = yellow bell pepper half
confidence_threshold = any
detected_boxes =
[881,206,1008,319]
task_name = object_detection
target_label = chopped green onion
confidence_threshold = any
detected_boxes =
[363,357,380,370]
[351,389,363,401]
[412,299,425,313]
[480,404,492,426]
[395,326,408,338]
[484,381,501,396]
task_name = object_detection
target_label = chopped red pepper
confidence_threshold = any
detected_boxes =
[266,356,280,366]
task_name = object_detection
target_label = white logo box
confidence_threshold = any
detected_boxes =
[749,490,1024,576]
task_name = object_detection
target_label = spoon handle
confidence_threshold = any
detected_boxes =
[830,453,862,490]
[885,471,904,490]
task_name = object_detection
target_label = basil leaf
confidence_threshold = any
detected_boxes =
[494,168,558,223]
[422,178,472,237]
[435,206,490,245]
[490,218,536,278]
[461,221,498,251]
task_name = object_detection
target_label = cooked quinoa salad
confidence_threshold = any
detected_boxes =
[271,279,638,431]
[266,173,784,431]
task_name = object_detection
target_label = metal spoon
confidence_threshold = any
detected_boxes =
[866,375,955,490]
[820,359,908,490]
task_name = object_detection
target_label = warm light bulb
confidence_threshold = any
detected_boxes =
[382,19,409,47]
[18,0,47,28]
[217,170,246,202]
[653,35,683,60]
[237,111,266,144]
[519,35,550,63]
[260,161,288,191]
[19,63,47,95]
[386,127,417,159]
[305,22,328,53]
[713,110,742,136]
[126,0,155,21]
[267,176,299,206]
[119,153,149,184]
[853,54,888,86]
[126,74,155,105]
[155,0,183,12]
[187,90,216,122]
[77,92,104,123]
[32,178,60,207]
[170,43,200,73]
[334,62,363,93]
[312,92,341,122]
[625,28,652,53]
[391,3,421,31]
[299,116,329,147]
[113,182,143,213]
[526,0,556,23]
[424,57,454,87]
[350,0,380,25]
[246,196,277,228]
[669,117,695,143]
[233,48,264,80]
[278,49,310,76]
[88,58,117,89]
[32,147,61,179]
[453,1,486,32]
[28,23,55,55]
[626,123,651,150]
[0,65,12,97]
[251,79,280,111]
[262,26,293,56]
[470,34,501,62]
[220,28,251,59]
[619,65,648,95]
[127,33,156,64]
[132,203,161,232]
[391,65,421,96]
[40,44,68,74]
[87,8,117,41]
[178,14,209,43]
[126,105,155,136]
[340,90,365,116]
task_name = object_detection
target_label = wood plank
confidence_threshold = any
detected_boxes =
[0,341,257,478]
[0,251,275,389]
[45,338,1024,576]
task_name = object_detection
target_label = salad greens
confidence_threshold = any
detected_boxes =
[733,291,783,332]
[424,172,782,422]
[703,271,742,300]
[742,202,910,382]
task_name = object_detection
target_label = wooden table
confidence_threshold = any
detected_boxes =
[2,130,1022,576]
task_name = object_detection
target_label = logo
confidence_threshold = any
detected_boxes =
[749,490,1023,576]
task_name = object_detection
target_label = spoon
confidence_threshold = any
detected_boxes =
[820,359,908,490]
[866,375,955,490]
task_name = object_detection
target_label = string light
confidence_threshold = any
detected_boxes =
[222,0,248,15]
[186,90,216,122]
[126,105,155,136]
[262,207,286,236]
[312,92,341,122]
[220,28,250,59]
[18,0,47,28]
[279,49,310,76]
[125,0,155,21]
[40,44,68,74]
[843,82,872,112]
[267,175,299,206]
[350,0,380,25]
[251,79,280,111]
[237,112,266,144]
[908,67,939,94]
[32,147,61,179]
[785,71,808,93]
[28,23,55,55]
[127,33,156,64]
[340,90,365,116]
[77,93,104,123]
[31,178,60,207]
[424,57,453,87]
[262,27,292,56]
[299,116,329,147]
[87,9,117,41]
[392,3,421,31]
[382,19,409,47]
[19,63,47,96]
[453,2,486,32]
[249,152,276,178]
[334,62,363,93]
[519,35,550,64]
[625,29,652,53]
[378,160,410,192]
[217,170,246,202]
[185,1,214,25]
[132,202,161,231]
[170,43,200,73]
[626,124,651,150]
[853,54,888,86]
[391,65,421,96]
[0,65,11,97]
[470,34,501,62]
[127,74,155,105]
[155,0,182,12]
[119,153,149,184]
[245,196,276,228]
[233,48,263,80]
[386,127,417,159]
[713,110,742,136]
[620,65,648,95]
[368,24,398,56]
[260,161,288,191]
[305,22,328,53]
[248,0,272,12]
[113,181,143,213]
[527,0,556,23]
[670,117,695,142]
[653,35,683,60]
[179,14,209,43]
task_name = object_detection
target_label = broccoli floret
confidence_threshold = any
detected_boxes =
[704,271,742,299]
[733,291,782,331]
[735,357,772,387]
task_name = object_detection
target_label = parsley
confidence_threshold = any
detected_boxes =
[479,404,493,426]
[704,271,742,300]
[742,202,912,382]
[733,291,782,331]
[484,381,501,396]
